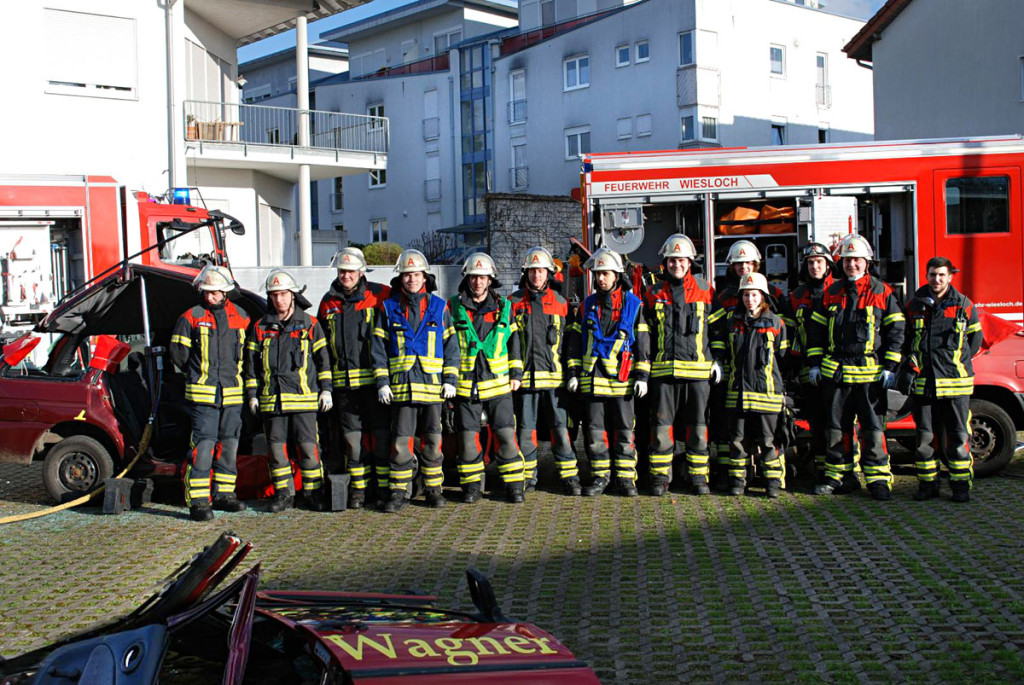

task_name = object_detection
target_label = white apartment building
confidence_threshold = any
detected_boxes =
[0,0,385,269]
[844,0,1024,140]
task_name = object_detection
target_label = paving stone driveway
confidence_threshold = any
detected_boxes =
[2,458,1024,683]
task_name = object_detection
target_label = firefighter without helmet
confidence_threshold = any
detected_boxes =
[659,234,697,260]
[331,247,367,272]
[727,240,762,264]
[802,242,834,263]
[837,234,874,260]
[737,272,770,295]
[395,249,430,274]
[583,247,625,273]
[521,246,558,273]
[264,269,302,294]
[193,265,235,292]
[462,252,498,278]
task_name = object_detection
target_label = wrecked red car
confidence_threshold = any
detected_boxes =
[0,533,599,684]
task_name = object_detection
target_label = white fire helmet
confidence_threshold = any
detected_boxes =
[659,234,697,260]
[583,247,625,273]
[837,234,874,260]
[193,265,235,293]
[264,269,302,294]
[727,240,762,264]
[462,252,498,278]
[521,246,558,273]
[331,247,367,272]
[737,272,770,295]
[395,249,429,274]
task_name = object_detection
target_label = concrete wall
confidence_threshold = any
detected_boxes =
[486,194,581,292]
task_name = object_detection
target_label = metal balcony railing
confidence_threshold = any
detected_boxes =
[816,84,832,109]
[330,192,343,213]
[510,166,528,190]
[508,99,527,124]
[183,100,389,154]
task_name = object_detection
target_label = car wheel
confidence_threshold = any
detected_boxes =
[969,399,1016,478]
[43,436,115,503]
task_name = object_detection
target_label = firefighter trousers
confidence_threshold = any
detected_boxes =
[186,403,242,504]
[911,394,973,486]
[708,381,731,472]
[585,395,637,483]
[798,380,858,477]
[729,412,784,483]
[823,380,892,488]
[327,387,390,492]
[649,379,710,484]
[390,403,444,492]
[514,389,577,482]
[456,394,524,487]
[266,412,323,495]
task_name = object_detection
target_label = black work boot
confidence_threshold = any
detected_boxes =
[506,482,525,504]
[189,501,214,522]
[301,489,328,512]
[212,494,246,512]
[267,491,294,513]
[835,473,862,495]
[950,481,971,503]
[425,487,446,508]
[766,479,782,499]
[617,478,639,497]
[349,488,365,510]
[814,478,840,495]
[562,477,582,496]
[650,480,670,497]
[524,479,537,493]
[913,481,940,501]
[691,476,711,496]
[583,476,610,497]
[463,483,483,504]
[383,490,408,513]
[867,481,892,501]
[727,477,746,497]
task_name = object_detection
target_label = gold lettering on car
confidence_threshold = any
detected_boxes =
[324,633,559,667]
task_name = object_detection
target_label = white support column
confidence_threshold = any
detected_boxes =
[297,15,312,266]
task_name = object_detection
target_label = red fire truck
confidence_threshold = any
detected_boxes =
[580,135,1024,475]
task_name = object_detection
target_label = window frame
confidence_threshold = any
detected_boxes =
[370,218,388,243]
[615,45,630,68]
[563,54,590,91]
[369,168,387,188]
[564,125,591,160]
[945,175,1011,235]
[678,31,695,67]
[635,40,650,64]
[770,44,786,77]
[771,123,787,146]
[617,117,633,140]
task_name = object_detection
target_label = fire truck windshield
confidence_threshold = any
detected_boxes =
[157,220,217,268]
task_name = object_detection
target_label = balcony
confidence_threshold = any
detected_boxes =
[510,166,528,191]
[816,84,832,109]
[183,100,388,183]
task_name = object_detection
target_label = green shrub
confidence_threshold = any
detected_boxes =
[363,241,403,265]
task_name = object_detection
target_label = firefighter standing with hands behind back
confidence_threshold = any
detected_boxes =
[169,265,250,522]
[245,270,333,513]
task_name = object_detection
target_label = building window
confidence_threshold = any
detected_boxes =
[818,127,829,144]
[565,126,591,159]
[509,70,526,123]
[772,123,786,145]
[45,9,138,100]
[267,127,281,144]
[541,0,555,26]
[371,219,388,242]
[616,45,630,68]
[681,114,695,142]
[816,53,828,86]
[635,40,650,63]
[679,31,694,66]
[617,117,633,140]
[368,103,385,128]
[511,141,528,190]
[770,45,785,76]
[701,116,718,141]
[433,28,462,55]
[636,113,652,137]
[682,109,716,142]
[564,55,590,91]
[330,177,343,213]
[242,84,271,103]
[945,176,1010,234]
[369,168,387,188]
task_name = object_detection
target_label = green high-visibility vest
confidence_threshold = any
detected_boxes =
[449,295,512,374]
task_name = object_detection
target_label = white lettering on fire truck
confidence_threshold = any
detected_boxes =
[592,174,777,196]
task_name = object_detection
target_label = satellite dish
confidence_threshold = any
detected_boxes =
[602,226,645,254]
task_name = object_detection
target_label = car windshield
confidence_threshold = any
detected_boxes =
[158,220,218,268]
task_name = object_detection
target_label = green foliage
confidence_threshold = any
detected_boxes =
[362,241,403,265]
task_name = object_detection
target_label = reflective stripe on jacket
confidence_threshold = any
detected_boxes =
[787,274,833,382]
[904,285,982,397]
[450,292,520,400]
[643,272,715,380]
[568,286,650,397]
[169,301,249,406]
[509,286,569,390]
[318,279,390,389]
[244,309,331,413]
[720,310,788,413]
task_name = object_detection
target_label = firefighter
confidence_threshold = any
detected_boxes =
[642,234,721,496]
[714,272,789,497]
[509,246,580,496]
[318,247,391,510]
[807,234,905,500]
[371,249,460,513]
[903,256,982,503]
[245,270,333,513]
[567,247,651,497]
[169,265,250,522]
[449,253,527,503]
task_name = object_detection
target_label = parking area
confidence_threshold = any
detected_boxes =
[3,453,1024,683]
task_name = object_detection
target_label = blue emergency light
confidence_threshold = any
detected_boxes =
[172,188,191,205]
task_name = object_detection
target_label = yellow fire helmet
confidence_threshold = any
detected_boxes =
[521,246,559,273]
[727,239,762,264]
[331,247,367,272]
[659,234,697,259]
[264,269,303,294]
[837,233,874,260]
[193,265,235,293]
[583,247,625,273]
[737,272,770,295]
[395,249,430,274]
[462,252,498,278]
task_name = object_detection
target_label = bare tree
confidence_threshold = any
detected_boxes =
[486,193,580,292]
[408,230,459,263]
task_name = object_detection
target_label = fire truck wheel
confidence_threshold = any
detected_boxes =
[969,399,1016,478]
[42,436,115,504]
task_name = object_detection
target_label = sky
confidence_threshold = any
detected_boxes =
[238,0,888,63]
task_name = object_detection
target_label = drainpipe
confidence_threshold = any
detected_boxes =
[164,0,179,190]
[297,15,312,266]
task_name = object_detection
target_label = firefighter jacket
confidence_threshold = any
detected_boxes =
[903,284,982,398]
[567,285,651,397]
[318,278,390,390]
[170,300,249,407]
[244,309,331,413]
[643,272,715,380]
[807,275,906,384]
[371,289,460,404]
[508,285,569,390]
[449,290,522,401]
[714,309,788,413]
[708,280,789,368]
[787,273,834,382]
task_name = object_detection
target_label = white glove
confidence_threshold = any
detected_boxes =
[248,397,259,414]
[881,369,897,390]
[709,362,723,385]
[378,385,393,405]
[567,377,580,393]
[510,379,521,392]
[633,380,648,398]
[808,366,822,386]
[441,383,457,399]
[319,391,333,412]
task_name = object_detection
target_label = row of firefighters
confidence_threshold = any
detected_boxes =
[168,232,983,521]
